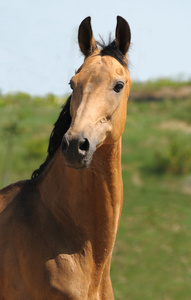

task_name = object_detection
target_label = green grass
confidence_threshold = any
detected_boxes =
[112,97,191,299]
[0,89,191,299]
[131,78,191,93]
[0,93,61,185]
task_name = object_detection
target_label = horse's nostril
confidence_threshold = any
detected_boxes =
[62,136,69,153]
[79,138,90,152]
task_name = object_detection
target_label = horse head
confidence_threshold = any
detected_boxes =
[62,16,131,169]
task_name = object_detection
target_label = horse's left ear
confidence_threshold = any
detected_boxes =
[115,16,131,55]
[78,17,97,57]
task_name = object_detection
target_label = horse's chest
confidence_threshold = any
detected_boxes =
[44,254,89,299]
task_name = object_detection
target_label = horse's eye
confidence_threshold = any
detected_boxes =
[113,82,124,93]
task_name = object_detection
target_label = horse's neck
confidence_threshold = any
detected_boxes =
[38,139,123,261]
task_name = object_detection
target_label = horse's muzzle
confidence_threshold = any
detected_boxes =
[61,132,95,169]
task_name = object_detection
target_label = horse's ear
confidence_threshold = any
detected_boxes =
[115,16,131,55]
[78,17,97,57]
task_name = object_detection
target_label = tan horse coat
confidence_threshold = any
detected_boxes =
[0,16,131,299]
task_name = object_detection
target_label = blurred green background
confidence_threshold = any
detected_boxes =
[0,80,191,299]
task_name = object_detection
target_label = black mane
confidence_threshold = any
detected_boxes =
[97,39,127,66]
[31,96,71,179]
[31,39,127,179]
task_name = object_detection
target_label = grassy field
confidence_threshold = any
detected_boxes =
[0,84,191,299]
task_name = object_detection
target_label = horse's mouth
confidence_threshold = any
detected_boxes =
[62,150,93,170]
[65,163,88,170]
[64,156,92,170]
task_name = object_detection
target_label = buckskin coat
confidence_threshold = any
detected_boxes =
[0,16,131,300]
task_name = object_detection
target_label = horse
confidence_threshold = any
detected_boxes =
[0,16,131,300]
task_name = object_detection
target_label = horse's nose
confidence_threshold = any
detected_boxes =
[62,135,90,155]
[78,138,90,153]
[61,135,69,153]
[61,133,91,168]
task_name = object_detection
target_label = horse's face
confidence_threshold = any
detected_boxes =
[62,16,131,169]
[68,55,131,147]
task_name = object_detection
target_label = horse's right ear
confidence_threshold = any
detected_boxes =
[78,17,97,57]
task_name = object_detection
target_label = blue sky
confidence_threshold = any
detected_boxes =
[1,0,191,95]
